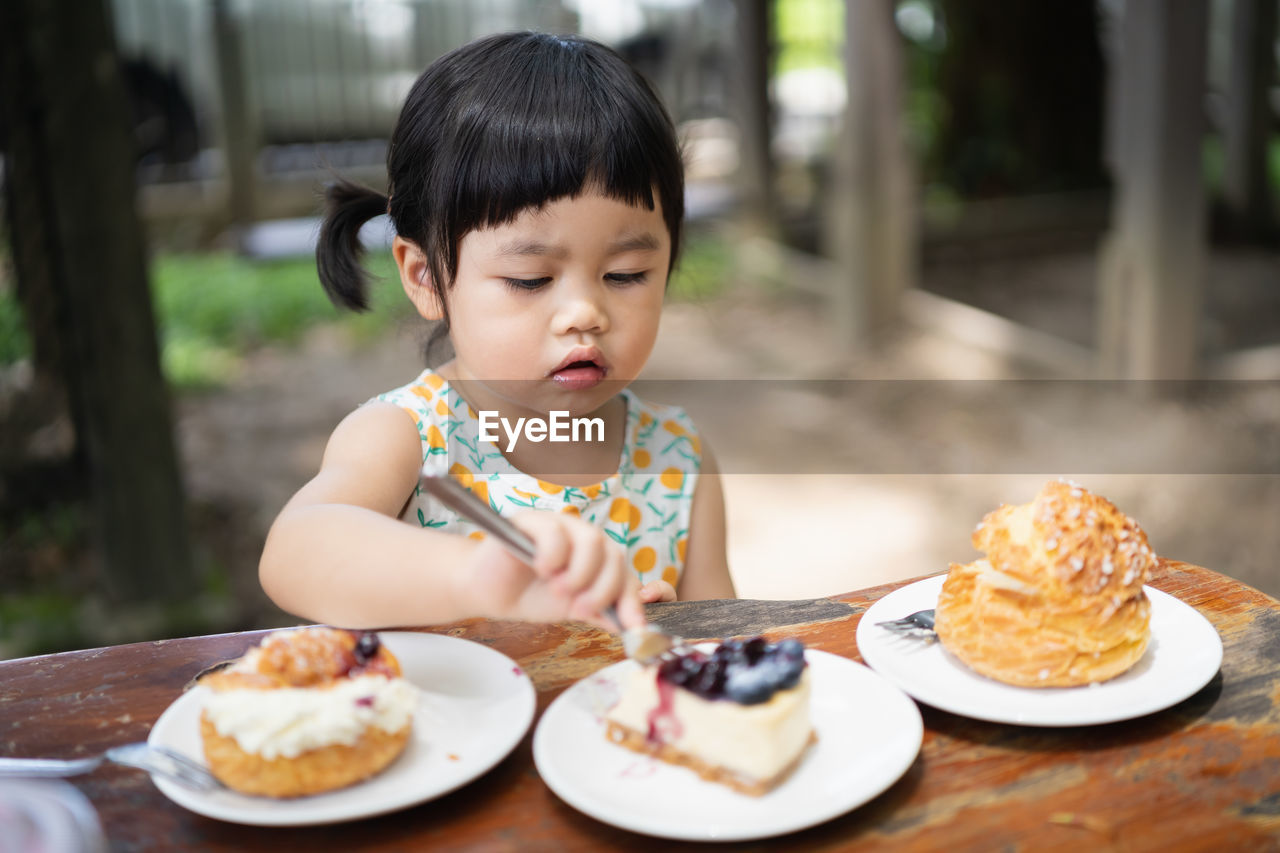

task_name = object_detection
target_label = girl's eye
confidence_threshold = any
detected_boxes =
[605,271,648,285]
[502,277,552,291]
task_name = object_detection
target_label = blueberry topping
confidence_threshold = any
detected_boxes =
[353,631,381,665]
[721,665,776,704]
[656,636,806,705]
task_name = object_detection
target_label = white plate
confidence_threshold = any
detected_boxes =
[147,631,536,826]
[532,649,922,842]
[857,576,1223,726]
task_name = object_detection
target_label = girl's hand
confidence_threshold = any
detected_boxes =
[465,511,646,631]
[639,579,677,604]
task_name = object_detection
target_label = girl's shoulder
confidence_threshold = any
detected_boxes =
[374,369,466,426]
[371,369,464,453]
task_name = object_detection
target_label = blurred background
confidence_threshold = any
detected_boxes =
[1,0,1277,658]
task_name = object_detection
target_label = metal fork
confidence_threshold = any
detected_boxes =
[0,743,222,792]
[876,608,937,638]
[419,472,686,664]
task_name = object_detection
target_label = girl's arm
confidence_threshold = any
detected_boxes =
[674,443,737,600]
[259,402,645,629]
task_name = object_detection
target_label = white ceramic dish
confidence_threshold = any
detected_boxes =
[147,631,535,826]
[857,575,1223,726]
[533,648,922,841]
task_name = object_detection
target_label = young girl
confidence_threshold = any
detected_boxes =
[259,32,735,632]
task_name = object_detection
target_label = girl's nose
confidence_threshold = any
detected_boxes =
[551,279,610,336]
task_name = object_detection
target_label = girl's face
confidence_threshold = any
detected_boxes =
[403,189,670,417]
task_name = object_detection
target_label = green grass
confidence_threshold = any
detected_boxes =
[0,589,93,658]
[0,498,250,659]
[1202,135,1280,201]
[0,572,241,659]
[1203,136,1225,192]
[151,249,408,387]
[669,230,734,302]
[774,0,843,75]
[0,246,410,387]
[0,289,29,365]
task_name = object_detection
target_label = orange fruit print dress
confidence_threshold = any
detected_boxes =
[377,369,701,589]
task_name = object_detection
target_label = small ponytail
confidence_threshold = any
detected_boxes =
[316,179,389,312]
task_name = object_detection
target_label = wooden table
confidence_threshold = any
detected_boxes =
[2,560,1278,851]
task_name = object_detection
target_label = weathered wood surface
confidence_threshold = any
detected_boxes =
[1,560,1277,851]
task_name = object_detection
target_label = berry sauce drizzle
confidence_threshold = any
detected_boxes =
[646,677,683,744]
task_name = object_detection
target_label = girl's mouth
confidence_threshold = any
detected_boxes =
[550,350,608,390]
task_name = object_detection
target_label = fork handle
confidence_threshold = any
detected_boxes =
[418,473,536,561]
[423,472,625,629]
[0,756,100,778]
[422,471,634,636]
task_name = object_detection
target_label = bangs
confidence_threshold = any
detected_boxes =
[450,43,673,229]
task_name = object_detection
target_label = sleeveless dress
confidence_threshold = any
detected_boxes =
[376,369,702,589]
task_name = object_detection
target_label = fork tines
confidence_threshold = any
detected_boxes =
[876,608,937,637]
[157,747,224,791]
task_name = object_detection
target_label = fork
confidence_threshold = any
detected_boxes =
[418,471,687,664]
[0,743,222,792]
[876,608,937,638]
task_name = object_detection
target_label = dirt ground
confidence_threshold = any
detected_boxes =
[175,244,1280,633]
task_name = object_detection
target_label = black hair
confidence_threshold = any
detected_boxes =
[316,31,685,333]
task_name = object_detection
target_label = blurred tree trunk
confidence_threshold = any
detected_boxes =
[931,0,1108,196]
[0,0,195,601]
[1221,0,1277,242]
[212,0,257,233]
[823,0,917,349]
[731,0,776,237]
[1096,0,1208,380]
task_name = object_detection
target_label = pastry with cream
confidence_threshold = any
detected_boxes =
[199,626,418,797]
[604,637,815,795]
[934,480,1155,687]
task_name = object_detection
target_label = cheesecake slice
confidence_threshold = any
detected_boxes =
[604,637,815,796]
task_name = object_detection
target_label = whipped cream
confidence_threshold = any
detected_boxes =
[203,675,418,760]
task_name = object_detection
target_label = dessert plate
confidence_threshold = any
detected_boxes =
[856,575,1223,726]
[147,632,536,826]
[533,649,922,841]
